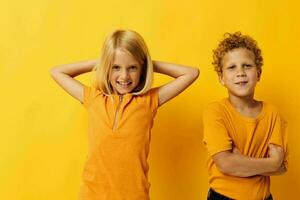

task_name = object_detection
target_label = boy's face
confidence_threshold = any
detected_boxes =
[109,48,142,95]
[220,48,261,98]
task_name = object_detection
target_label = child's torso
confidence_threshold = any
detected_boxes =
[79,87,158,200]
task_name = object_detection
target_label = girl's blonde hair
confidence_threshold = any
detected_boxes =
[93,30,153,95]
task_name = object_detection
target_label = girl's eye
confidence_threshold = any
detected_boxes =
[227,65,235,69]
[112,65,120,70]
[129,66,138,71]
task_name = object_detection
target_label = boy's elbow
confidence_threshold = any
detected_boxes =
[280,164,288,175]
[213,152,233,174]
[282,167,287,174]
[215,159,233,175]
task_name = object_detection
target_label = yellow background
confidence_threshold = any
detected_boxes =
[1,0,299,199]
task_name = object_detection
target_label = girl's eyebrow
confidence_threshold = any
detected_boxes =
[112,62,139,66]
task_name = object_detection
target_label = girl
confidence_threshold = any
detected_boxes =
[50,30,199,200]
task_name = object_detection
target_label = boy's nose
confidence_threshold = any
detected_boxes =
[236,67,246,76]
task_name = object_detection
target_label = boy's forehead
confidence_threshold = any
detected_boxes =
[222,48,255,65]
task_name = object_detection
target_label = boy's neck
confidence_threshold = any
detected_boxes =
[228,93,262,118]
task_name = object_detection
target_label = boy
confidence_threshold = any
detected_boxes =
[203,32,288,200]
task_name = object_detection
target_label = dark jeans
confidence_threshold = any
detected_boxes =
[207,188,273,200]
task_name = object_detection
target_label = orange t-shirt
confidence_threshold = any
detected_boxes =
[78,86,159,200]
[203,98,288,200]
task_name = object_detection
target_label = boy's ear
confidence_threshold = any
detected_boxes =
[257,68,262,81]
[219,75,225,85]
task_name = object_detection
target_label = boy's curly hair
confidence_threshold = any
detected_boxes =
[212,32,263,76]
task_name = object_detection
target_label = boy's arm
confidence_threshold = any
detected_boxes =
[153,60,199,106]
[50,60,98,103]
[260,163,287,176]
[263,112,289,176]
[212,144,284,177]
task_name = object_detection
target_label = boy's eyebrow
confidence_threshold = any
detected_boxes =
[242,60,255,65]
[224,63,236,67]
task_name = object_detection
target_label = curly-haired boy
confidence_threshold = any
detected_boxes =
[203,32,288,200]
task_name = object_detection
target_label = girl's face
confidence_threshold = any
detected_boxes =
[109,48,143,95]
[220,48,260,99]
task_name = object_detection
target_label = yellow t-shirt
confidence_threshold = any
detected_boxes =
[78,86,159,200]
[203,98,288,200]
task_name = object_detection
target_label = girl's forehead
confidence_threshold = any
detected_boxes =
[113,48,143,66]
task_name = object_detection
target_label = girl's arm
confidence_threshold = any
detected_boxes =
[153,60,199,106]
[212,144,284,177]
[50,60,98,103]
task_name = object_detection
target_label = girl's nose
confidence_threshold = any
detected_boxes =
[120,69,129,79]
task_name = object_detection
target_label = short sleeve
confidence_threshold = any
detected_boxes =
[82,85,101,109]
[202,103,233,157]
[145,87,159,115]
[269,111,289,168]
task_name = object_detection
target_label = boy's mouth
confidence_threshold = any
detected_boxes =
[235,81,248,85]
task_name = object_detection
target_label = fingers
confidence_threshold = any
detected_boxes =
[268,144,284,155]
[232,146,241,154]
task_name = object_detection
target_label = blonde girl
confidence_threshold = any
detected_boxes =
[50,30,199,200]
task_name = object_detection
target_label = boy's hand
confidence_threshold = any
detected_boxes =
[232,146,241,154]
[268,144,284,170]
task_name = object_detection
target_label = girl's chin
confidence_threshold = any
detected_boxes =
[115,88,133,95]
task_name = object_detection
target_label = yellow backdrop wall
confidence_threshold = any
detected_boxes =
[1,0,299,199]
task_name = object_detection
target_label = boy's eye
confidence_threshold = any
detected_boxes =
[245,64,252,68]
[227,65,235,69]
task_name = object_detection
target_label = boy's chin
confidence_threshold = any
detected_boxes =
[229,92,254,99]
[227,88,254,97]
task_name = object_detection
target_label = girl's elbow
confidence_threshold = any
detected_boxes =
[50,66,60,74]
[190,68,200,80]
[49,68,57,77]
[49,67,64,79]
